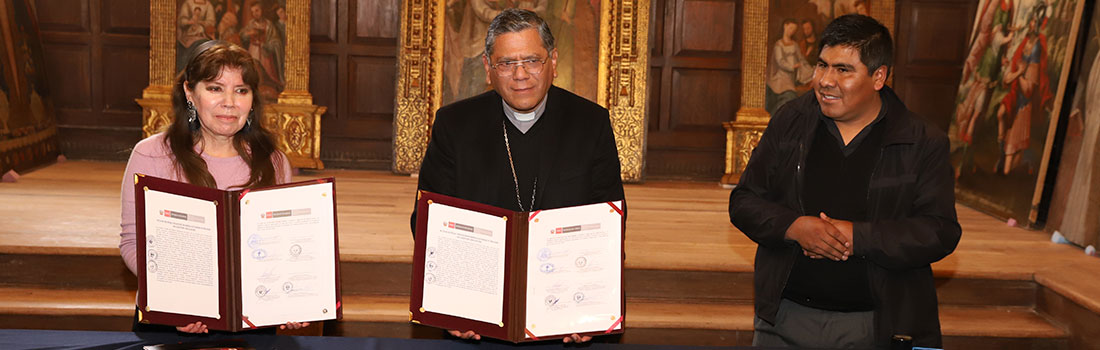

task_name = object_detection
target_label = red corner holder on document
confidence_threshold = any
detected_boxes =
[410,190,625,342]
[134,174,342,331]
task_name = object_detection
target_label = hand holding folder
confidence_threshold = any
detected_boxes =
[411,190,625,343]
[134,174,342,331]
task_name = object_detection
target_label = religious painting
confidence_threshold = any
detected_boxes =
[175,0,288,102]
[0,0,59,175]
[949,0,1085,226]
[439,0,602,105]
[764,0,871,115]
[394,0,650,181]
[1045,3,1100,246]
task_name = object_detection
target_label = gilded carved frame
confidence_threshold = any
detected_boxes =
[724,0,894,184]
[392,0,651,182]
[137,0,326,169]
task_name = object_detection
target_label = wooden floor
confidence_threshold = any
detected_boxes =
[3,160,1100,349]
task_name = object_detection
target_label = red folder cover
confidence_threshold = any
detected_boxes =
[133,174,342,331]
[410,190,625,342]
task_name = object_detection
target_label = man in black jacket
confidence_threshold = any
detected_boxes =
[729,14,960,348]
[412,8,625,344]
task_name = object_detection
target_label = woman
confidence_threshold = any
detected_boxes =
[119,40,305,333]
[766,19,814,115]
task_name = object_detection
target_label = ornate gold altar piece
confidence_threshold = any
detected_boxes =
[137,0,325,169]
[725,0,894,184]
[392,0,651,182]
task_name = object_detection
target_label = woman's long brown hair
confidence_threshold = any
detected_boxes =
[165,41,281,189]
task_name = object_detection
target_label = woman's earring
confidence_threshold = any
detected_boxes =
[186,100,199,130]
[243,108,254,132]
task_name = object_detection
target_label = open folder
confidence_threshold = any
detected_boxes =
[410,190,625,342]
[133,174,342,331]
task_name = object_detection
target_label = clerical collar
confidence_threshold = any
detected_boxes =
[502,94,548,134]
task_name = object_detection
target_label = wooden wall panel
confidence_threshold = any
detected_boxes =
[647,66,662,131]
[893,0,977,133]
[34,0,88,33]
[897,78,959,134]
[100,0,149,35]
[310,0,399,169]
[311,0,338,43]
[677,0,736,54]
[355,0,399,40]
[670,69,739,128]
[40,44,92,111]
[647,0,741,180]
[903,5,967,65]
[37,0,148,161]
[310,54,339,118]
[349,57,396,117]
[101,46,149,114]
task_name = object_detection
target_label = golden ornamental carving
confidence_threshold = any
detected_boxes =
[148,1,174,87]
[393,0,444,174]
[393,0,650,182]
[722,121,766,185]
[283,0,310,94]
[740,0,768,112]
[598,0,650,182]
[139,0,324,169]
[266,104,326,169]
[137,98,174,137]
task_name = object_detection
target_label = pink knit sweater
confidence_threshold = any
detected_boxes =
[118,133,291,275]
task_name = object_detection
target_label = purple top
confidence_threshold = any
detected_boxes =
[118,133,292,275]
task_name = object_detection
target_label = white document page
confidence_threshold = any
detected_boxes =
[238,182,337,328]
[421,202,508,326]
[524,201,623,337]
[143,189,221,319]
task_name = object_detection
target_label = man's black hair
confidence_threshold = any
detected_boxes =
[818,14,893,76]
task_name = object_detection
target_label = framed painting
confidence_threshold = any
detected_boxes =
[1046,2,1100,246]
[0,0,59,175]
[439,0,603,105]
[175,0,289,103]
[723,0,893,184]
[392,0,650,182]
[138,0,325,169]
[763,0,883,115]
[949,0,1085,226]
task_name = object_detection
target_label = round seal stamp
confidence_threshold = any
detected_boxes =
[255,285,269,298]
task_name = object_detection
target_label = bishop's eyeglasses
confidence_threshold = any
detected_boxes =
[489,57,549,77]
